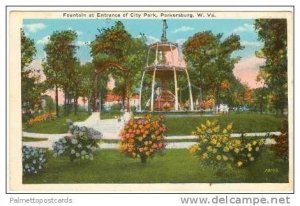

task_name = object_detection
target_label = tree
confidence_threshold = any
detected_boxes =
[255,19,288,115]
[21,29,44,121]
[252,87,268,114]
[90,21,147,111]
[182,31,244,105]
[43,30,78,116]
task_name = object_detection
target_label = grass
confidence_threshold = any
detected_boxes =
[164,113,284,135]
[23,148,288,184]
[23,112,90,134]
[23,112,284,135]
[22,137,48,142]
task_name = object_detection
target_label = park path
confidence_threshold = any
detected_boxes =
[22,132,279,149]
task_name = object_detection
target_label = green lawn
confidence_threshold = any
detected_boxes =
[164,113,284,135]
[23,113,90,134]
[23,148,288,184]
[22,137,48,142]
[23,112,284,135]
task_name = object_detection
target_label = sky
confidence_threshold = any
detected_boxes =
[23,18,265,88]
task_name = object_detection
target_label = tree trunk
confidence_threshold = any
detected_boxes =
[140,154,147,163]
[74,91,78,115]
[55,85,59,117]
[64,89,67,115]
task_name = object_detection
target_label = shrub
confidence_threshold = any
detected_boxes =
[189,120,265,170]
[119,114,166,163]
[272,119,288,161]
[27,112,55,126]
[22,146,47,175]
[53,122,102,162]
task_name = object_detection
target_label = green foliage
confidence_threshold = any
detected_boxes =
[23,113,89,134]
[43,95,55,112]
[53,123,102,162]
[23,149,288,183]
[182,31,244,105]
[21,29,36,70]
[21,30,45,121]
[255,19,288,114]
[43,30,79,116]
[90,21,147,110]
[22,146,47,175]
[272,119,288,161]
[189,120,265,170]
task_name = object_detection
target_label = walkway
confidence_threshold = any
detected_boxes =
[22,132,279,149]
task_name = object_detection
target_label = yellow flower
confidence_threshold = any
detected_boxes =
[213,126,220,133]
[216,155,222,160]
[226,123,233,130]
[255,147,260,151]
[223,147,229,152]
[234,148,240,153]
[249,157,255,161]
[206,120,211,127]
[237,161,243,167]
[211,139,217,145]
[207,146,213,152]
[223,155,228,161]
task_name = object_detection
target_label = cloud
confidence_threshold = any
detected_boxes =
[233,56,266,88]
[241,40,262,47]
[172,26,194,33]
[76,41,90,46]
[145,35,160,44]
[232,23,254,34]
[23,23,46,33]
[175,38,187,45]
[37,35,50,45]
[67,27,83,35]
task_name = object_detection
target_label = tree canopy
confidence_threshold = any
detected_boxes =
[90,21,147,111]
[43,30,79,116]
[182,31,244,106]
[21,29,45,120]
[255,19,288,114]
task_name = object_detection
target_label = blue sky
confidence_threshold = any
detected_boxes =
[23,19,263,63]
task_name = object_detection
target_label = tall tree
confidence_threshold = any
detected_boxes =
[21,29,44,121]
[90,21,147,111]
[43,30,78,116]
[182,31,244,105]
[255,19,288,115]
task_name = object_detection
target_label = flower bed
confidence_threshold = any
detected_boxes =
[27,112,56,126]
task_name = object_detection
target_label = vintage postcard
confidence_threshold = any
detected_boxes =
[7,6,294,193]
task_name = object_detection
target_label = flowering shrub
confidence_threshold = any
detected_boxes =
[119,114,166,163]
[53,122,102,162]
[22,146,47,175]
[27,112,55,126]
[199,98,215,110]
[189,120,265,169]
